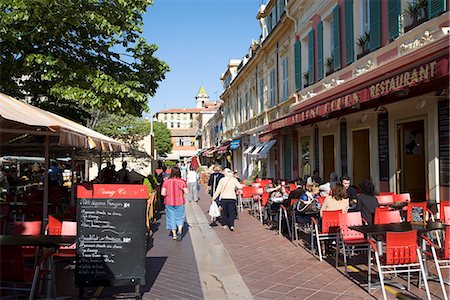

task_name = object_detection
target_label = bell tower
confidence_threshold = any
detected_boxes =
[195,86,209,108]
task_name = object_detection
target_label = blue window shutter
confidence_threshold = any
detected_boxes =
[317,21,324,80]
[370,0,381,51]
[333,5,341,70]
[308,30,315,84]
[429,0,446,18]
[294,41,302,90]
[344,0,354,65]
[388,0,401,41]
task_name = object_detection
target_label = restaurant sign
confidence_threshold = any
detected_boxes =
[266,58,448,132]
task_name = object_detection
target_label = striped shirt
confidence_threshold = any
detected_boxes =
[162,178,187,206]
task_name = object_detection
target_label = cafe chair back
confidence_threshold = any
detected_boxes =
[378,192,395,196]
[311,210,342,261]
[45,215,62,235]
[369,230,431,300]
[393,193,411,203]
[251,187,264,223]
[376,194,394,206]
[240,186,255,210]
[422,227,450,300]
[374,206,390,224]
[336,212,370,274]
[374,210,402,225]
[441,201,450,224]
[0,245,51,300]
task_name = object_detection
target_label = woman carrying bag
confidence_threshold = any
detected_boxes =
[212,168,242,231]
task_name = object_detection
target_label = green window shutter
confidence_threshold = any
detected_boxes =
[344,0,354,65]
[333,5,341,70]
[428,0,446,18]
[308,30,315,84]
[294,41,302,90]
[388,0,401,41]
[369,0,381,51]
[317,21,324,80]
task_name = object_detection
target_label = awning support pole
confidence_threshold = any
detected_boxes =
[70,149,75,206]
[98,150,102,182]
[43,135,49,231]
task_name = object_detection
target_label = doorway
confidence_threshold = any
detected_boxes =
[397,120,426,200]
[322,135,335,182]
[352,129,370,187]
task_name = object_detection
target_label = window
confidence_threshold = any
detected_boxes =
[308,30,315,84]
[332,5,341,70]
[177,122,180,128]
[277,0,285,19]
[259,78,264,113]
[269,68,275,107]
[282,56,289,100]
[294,40,302,90]
[361,0,370,35]
[344,0,354,65]
[170,122,174,128]
[388,1,401,41]
[245,91,249,120]
[175,139,180,146]
[317,21,324,80]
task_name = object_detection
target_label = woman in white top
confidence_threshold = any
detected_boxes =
[212,168,242,231]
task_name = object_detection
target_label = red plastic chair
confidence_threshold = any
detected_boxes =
[0,245,51,299]
[311,210,342,261]
[374,206,390,224]
[240,186,254,209]
[375,210,402,225]
[376,194,394,206]
[444,206,450,224]
[45,215,62,235]
[370,231,431,300]
[406,202,434,223]
[422,226,450,300]
[251,188,264,223]
[393,193,411,203]
[440,200,450,223]
[336,212,370,274]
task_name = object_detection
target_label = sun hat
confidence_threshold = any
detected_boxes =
[223,168,233,176]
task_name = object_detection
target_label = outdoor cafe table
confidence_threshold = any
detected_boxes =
[0,234,76,299]
[349,222,446,288]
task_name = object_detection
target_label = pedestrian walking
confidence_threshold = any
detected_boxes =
[208,165,224,226]
[161,167,188,241]
[186,167,199,202]
[212,168,242,231]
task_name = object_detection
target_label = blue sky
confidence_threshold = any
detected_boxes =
[143,0,263,115]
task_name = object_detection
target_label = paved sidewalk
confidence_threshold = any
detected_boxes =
[196,185,445,300]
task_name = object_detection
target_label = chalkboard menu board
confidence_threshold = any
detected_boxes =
[76,184,148,288]
[340,121,348,176]
[378,113,389,181]
[438,100,449,186]
[410,205,425,225]
[314,127,319,171]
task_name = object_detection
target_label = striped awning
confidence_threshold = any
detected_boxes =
[0,93,128,153]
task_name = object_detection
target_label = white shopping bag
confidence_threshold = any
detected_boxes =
[209,201,220,217]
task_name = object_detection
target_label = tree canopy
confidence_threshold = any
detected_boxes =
[152,121,172,156]
[94,113,151,148]
[0,0,169,125]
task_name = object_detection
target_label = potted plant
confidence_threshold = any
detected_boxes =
[356,32,370,59]
[404,0,428,32]
[303,71,309,88]
[325,55,334,76]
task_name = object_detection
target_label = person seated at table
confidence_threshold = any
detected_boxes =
[287,180,305,205]
[294,182,320,224]
[266,180,288,224]
[341,175,358,210]
[320,183,349,217]
[355,179,379,225]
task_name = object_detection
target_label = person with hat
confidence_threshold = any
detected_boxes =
[212,168,242,231]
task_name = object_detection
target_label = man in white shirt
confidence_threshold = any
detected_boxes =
[186,168,199,202]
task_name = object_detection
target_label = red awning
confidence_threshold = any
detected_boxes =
[217,141,231,154]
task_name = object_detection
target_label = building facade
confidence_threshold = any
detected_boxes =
[206,0,449,206]
[154,87,221,161]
